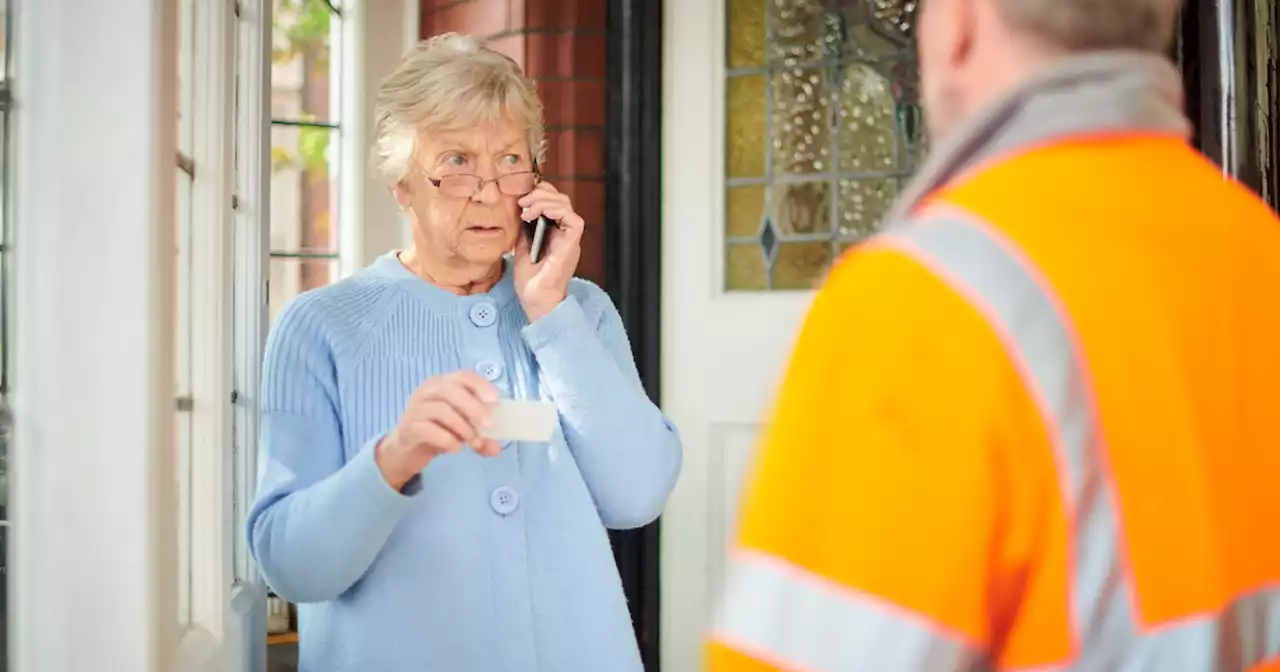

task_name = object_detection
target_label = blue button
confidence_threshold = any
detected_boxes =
[469,301,497,327]
[476,360,504,381]
[490,486,519,515]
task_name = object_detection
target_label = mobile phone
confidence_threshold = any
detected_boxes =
[528,215,550,264]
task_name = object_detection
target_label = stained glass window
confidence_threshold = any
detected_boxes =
[724,0,924,290]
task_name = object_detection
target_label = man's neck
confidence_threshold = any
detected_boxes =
[399,245,503,296]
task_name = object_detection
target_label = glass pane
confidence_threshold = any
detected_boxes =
[837,62,895,173]
[726,185,765,238]
[269,257,339,324]
[175,408,192,626]
[837,177,896,239]
[774,181,830,235]
[769,0,835,64]
[772,242,831,289]
[270,124,339,255]
[727,0,764,68]
[726,243,767,291]
[271,0,341,124]
[843,2,915,59]
[178,0,195,156]
[726,75,766,178]
[0,0,6,82]
[174,166,193,627]
[772,67,829,176]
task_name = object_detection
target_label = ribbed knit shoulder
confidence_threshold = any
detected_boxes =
[271,271,405,359]
[262,270,404,417]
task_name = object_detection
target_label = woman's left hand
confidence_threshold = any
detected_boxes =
[513,181,584,323]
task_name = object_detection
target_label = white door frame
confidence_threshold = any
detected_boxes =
[11,0,179,669]
[660,0,818,669]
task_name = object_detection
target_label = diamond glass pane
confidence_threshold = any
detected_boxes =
[723,0,922,291]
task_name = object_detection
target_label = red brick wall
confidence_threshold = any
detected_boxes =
[419,0,608,285]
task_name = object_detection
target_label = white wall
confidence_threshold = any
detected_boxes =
[343,0,420,274]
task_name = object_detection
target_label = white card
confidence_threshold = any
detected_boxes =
[481,399,558,442]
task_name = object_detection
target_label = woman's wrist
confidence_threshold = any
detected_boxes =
[522,292,566,324]
[375,435,423,492]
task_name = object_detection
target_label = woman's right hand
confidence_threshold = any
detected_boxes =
[375,370,503,491]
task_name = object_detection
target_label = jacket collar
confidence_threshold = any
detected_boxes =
[887,51,1192,222]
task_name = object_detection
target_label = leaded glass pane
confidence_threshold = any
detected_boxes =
[727,0,766,68]
[726,75,767,178]
[723,0,922,291]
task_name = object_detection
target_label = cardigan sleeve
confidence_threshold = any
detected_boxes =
[245,293,421,603]
[521,281,683,529]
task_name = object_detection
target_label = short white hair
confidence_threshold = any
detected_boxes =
[373,33,546,185]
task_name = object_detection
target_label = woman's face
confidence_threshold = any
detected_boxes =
[398,120,534,268]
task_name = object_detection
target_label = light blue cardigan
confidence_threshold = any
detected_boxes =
[246,252,683,671]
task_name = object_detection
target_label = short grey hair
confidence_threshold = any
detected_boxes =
[373,33,546,185]
[995,0,1183,53]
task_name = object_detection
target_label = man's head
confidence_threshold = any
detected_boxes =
[916,0,1183,140]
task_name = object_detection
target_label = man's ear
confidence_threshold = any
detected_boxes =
[951,0,977,68]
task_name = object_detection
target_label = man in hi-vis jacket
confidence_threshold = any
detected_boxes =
[708,0,1280,669]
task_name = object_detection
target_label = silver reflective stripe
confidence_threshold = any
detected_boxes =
[886,209,1280,671]
[713,549,983,671]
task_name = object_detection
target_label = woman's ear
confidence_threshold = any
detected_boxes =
[392,183,412,211]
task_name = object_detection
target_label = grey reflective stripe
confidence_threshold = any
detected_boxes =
[713,549,983,671]
[886,211,1280,671]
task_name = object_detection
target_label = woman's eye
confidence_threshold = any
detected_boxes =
[444,154,467,167]
[501,154,520,165]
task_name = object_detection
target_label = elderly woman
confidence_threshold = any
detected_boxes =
[247,33,682,671]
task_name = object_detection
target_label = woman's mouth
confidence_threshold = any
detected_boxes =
[467,225,506,236]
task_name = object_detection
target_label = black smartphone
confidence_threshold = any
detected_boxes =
[527,215,550,264]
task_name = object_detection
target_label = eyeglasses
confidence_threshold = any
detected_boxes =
[422,170,540,199]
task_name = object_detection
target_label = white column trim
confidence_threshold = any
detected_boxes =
[11,0,178,670]
[347,0,422,271]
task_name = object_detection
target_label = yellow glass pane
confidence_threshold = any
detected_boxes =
[837,62,896,173]
[773,242,832,290]
[772,68,830,175]
[773,181,830,235]
[838,178,897,238]
[727,75,766,178]
[726,243,767,290]
[727,0,764,68]
[726,186,766,238]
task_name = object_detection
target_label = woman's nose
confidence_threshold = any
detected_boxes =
[470,177,503,204]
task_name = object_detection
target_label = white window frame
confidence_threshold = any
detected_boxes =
[178,0,273,669]
[11,0,270,669]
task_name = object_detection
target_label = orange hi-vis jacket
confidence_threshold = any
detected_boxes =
[707,55,1280,671]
